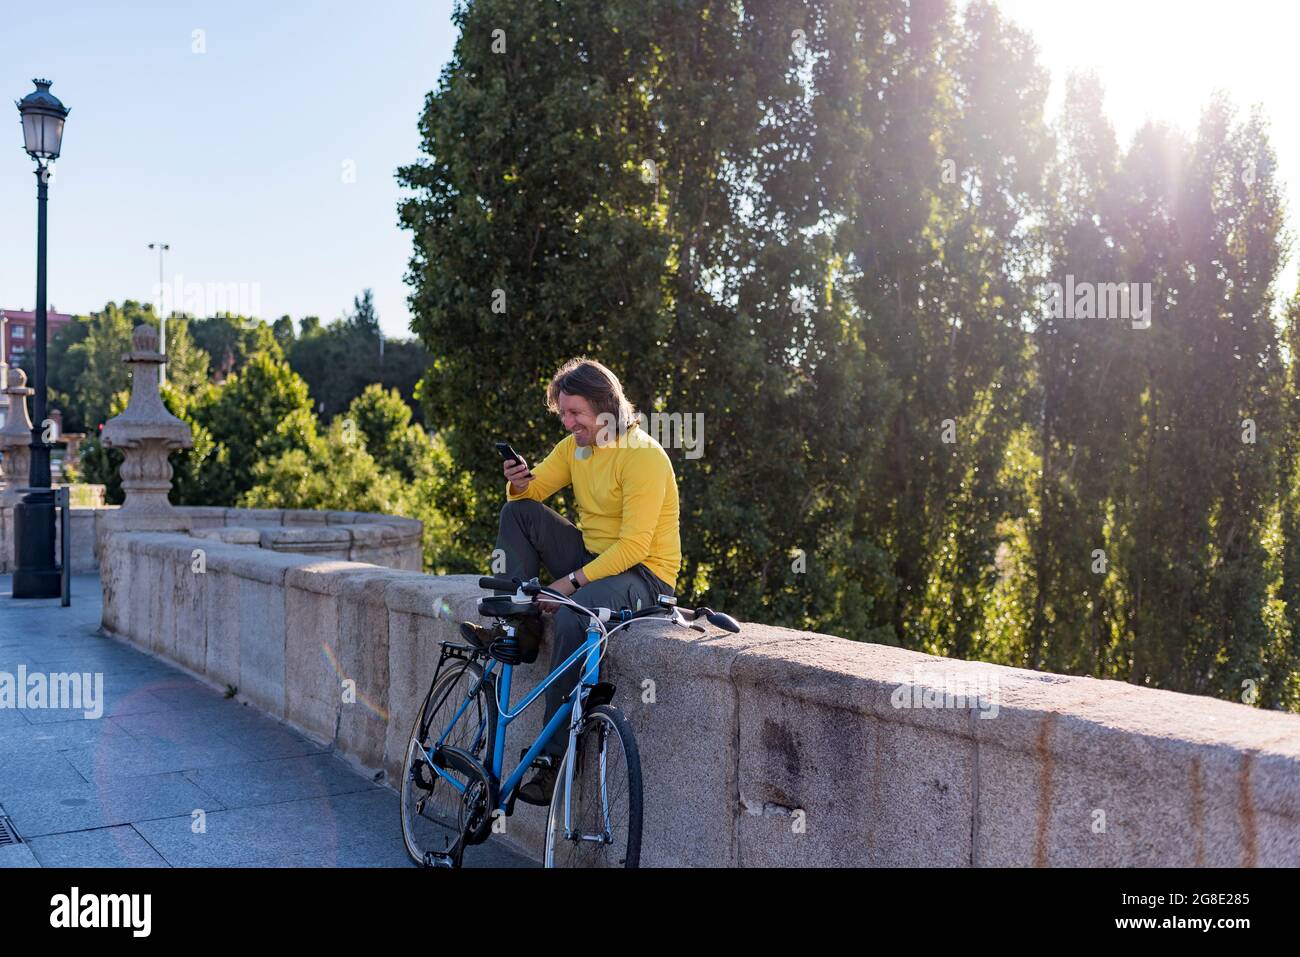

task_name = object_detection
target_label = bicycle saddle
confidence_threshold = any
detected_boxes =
[477,594,540,620]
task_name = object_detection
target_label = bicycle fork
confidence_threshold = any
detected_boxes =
[561,626,614,845]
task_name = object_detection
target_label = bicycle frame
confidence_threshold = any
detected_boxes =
[426,619,604,815]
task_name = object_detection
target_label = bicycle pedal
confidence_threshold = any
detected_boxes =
[519,749,558,770]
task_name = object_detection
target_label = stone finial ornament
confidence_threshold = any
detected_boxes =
[101,324,192,525]
[0,368,34,500]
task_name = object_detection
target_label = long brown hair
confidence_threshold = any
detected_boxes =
[546,357,638,436]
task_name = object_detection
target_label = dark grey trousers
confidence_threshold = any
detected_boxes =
[495,499,673,756]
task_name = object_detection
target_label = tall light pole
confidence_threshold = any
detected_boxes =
[12,79,69,599]
[148,242,170,384]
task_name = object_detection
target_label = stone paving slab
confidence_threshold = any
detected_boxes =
[0,714,135,759]
[131,789,399,866]
[0,843,41,867]
[0,574,532,869]
[180,753,379,808]
[0,751,87,802]
[59,737,260,782]
[25,825,170,867]
[2,771,223,838]
[230,834,540,868]
[0,708,33,729]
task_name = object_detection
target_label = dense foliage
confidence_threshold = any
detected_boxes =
[399,0,1300,710]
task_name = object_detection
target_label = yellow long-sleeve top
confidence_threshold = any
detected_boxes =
[506,425,681,591]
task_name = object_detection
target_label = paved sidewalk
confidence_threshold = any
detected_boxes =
[0,574,533,868]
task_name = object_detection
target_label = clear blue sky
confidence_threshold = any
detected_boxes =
[0,0,457,338]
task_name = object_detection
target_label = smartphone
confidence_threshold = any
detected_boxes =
[496,441,534,478]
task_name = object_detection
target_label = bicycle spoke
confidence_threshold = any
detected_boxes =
[546,709,640,867]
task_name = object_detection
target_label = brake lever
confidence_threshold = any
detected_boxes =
[665,608,703,631]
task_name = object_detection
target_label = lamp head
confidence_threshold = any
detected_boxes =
[16,79,69,164]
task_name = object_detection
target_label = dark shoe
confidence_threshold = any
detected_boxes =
[458,621,495,650]
[516,762,558,806]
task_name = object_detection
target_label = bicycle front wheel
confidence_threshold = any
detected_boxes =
[544,704,643,868]
[400,659,493,867]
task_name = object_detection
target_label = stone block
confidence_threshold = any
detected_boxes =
[180,506,228,529]
[284,566,347,745]
[204,566,242,690]
[324,511,369,525]
[224,507,282,526]
[192,526,261,544]
[733,639,975,867]
[281,509,330,526]
[239,576,288,719]
[334,569,407,766]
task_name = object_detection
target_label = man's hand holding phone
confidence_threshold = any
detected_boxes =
[504,456,533,493]
[497,442,535,493]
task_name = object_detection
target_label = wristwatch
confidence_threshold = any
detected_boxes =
[568,571,580,589]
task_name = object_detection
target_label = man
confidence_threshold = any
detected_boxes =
[460,357,681,805]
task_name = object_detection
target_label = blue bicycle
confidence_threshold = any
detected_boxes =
[399,574,739,868]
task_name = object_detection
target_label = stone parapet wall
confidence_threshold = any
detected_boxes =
[0,484,107,573]
[99,531,1300,867]
[0,505,422,574]
[0,503,103,574]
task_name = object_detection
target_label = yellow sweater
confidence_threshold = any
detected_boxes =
[506,426,681,591]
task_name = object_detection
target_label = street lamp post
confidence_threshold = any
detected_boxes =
[11,78,69,599]
[148,242,169,383]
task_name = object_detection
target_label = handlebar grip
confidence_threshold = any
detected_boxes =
[709,611,741,634]
[478,576,518,592]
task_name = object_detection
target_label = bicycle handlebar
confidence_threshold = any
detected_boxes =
[478,576,522,592]
[477,576,741,633]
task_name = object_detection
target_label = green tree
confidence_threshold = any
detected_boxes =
[346,289,379,335]
[285,290,427,421]
[31,300,208,434]
[189,314,280,381]
[389,0,1300,711]
[56,303,132,432]
[1274,289,1300,711]
[343,384,435,481]
[188,351,318,505]
[159,315,211,398]
[77,382,215,507]
[271,315,296,350]
[243,418,405,514]
[400,0,1043,638]
[244,414,472,573]
[43,316,91,434]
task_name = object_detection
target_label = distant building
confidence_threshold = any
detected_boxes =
[1,308,74,430]
[2,307,74,367]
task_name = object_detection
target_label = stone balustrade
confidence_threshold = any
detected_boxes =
[0,504,423,575]
[100,324,192,532]
[0,321,426,575]
[0,368,34,504]
[98,527,1300,867]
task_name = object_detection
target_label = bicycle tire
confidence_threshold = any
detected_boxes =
[399,658,494,867]
[543,703,643,868]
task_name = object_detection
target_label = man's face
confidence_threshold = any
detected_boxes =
[557,392,599,446]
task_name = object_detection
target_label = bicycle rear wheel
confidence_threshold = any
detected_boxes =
[544,704,643,868]
[400,659,494,867]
